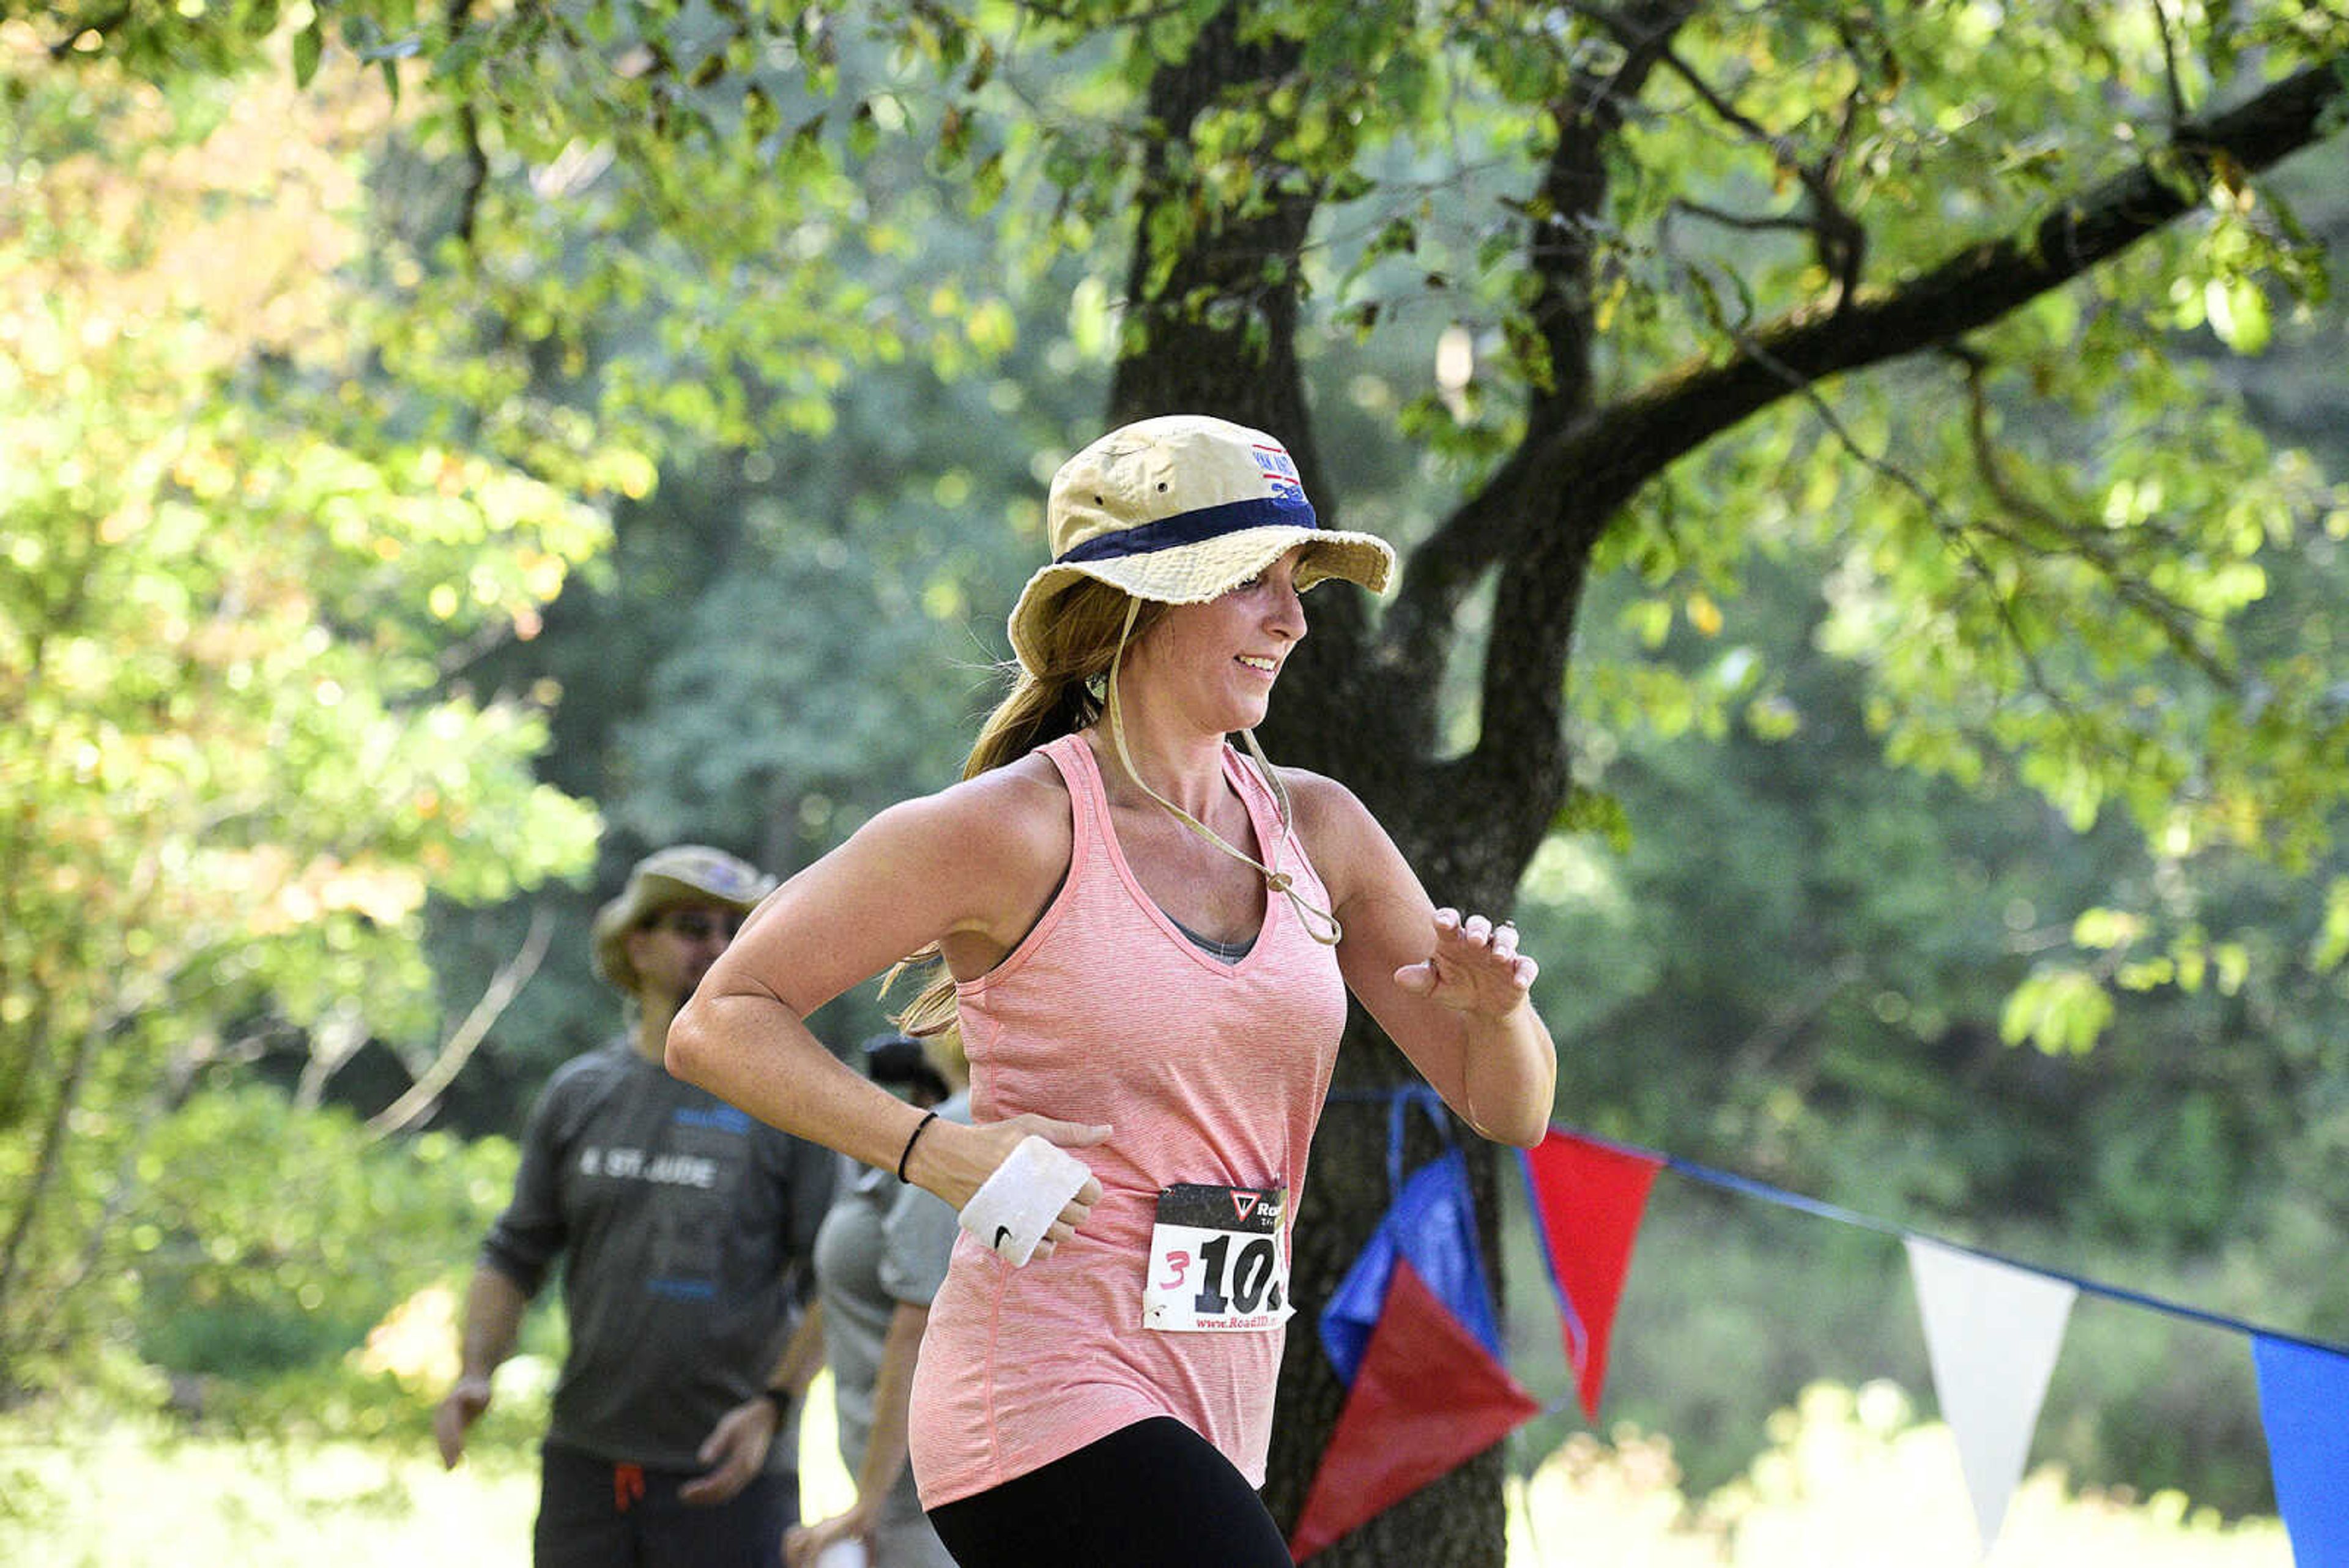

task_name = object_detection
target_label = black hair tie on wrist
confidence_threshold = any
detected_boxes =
[896,1109,940,1183]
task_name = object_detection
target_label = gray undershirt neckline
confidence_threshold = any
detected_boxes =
[1166,912,1257,964]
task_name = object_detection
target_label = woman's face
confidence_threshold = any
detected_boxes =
[1129,546,1309,732]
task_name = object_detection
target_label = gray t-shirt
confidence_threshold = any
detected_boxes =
[482,1038,834,1472]
[811,1091,967,1551]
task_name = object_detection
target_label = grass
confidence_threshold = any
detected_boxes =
[1505,1384,2290,1567]
[0,1370,853,1568]
[3,1417,538,1567]
[1,1378,2288,1566]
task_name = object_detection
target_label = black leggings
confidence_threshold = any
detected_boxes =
[925,1417,1293,1568]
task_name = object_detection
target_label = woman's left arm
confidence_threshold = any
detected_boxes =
[1294,773,1557,1148]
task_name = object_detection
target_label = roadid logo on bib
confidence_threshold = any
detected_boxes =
[1142,1183,1293,1332]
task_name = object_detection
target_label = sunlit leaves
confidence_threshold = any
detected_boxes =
[0,38,603,1373]
[127,1087,520,1397]
[2203,273,2274,352]
[2317,877,2349,972]
[2000,964,2116,1054]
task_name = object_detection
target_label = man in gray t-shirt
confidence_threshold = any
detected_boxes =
[436,845,834,1568]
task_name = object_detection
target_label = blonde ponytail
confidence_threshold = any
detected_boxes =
[888,582,1168,1038]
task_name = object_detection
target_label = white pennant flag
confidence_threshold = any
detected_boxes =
[1905,1236,2077,1558]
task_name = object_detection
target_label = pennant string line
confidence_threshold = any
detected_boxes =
[1320,1088,2349,1553]
[1326,1090,2349,1361]
[1574,1118,2349,1361]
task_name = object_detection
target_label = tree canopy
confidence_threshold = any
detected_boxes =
[12,2,2349,1558]
[0,31,609,1383]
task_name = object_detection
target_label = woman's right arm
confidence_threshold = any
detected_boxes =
[666,766,1108,1224]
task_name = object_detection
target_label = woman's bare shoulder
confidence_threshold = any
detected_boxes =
[872,749,1073,882]
[1264,762,1405,913]
[1272,763,1374,839]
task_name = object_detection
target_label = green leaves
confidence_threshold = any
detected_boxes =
[1999,964,2117,1056]
[0,35,603,1376]
[292,16,324,86]
[129,1085,522,1402]
[2203,274,2274,353]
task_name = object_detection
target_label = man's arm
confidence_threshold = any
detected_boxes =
[678,1300,822,1506]
[433,1263,530,1468]
[771,1297,826,1406]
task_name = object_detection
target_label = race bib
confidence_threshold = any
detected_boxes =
[1142,1183,1293,1332]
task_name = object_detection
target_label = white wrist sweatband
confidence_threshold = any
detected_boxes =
[959,1135,1091,1267]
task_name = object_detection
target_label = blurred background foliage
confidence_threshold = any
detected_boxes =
[4,0,2348,1553]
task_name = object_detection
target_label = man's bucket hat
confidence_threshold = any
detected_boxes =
[1006,414,1394,675]
[590,844,776,992]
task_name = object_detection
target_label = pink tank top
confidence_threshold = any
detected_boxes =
[907,731,1349,1507]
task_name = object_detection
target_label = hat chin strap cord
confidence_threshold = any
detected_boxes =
[1104,598,1344,948]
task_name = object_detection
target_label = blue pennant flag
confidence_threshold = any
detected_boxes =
[2254,1333,2349,1567]
[1319,1145,1503,1386]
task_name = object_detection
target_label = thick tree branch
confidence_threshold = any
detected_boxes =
[1106,4,1315,429]
[1103,7,1436,787]
[1385,52,2343,847]
[1534,0,1701,419]
[1405,54,2345,657]
[1520,56,2348,548]
[1475,1,1703,800]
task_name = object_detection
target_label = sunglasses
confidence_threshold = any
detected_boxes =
[649,910,743,943]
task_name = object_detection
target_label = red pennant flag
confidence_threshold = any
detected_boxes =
[1287,1260,1541,1562]
[1520,1129,1661,1422]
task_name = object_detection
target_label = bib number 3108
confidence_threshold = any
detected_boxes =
[1142,1183,1293,1333]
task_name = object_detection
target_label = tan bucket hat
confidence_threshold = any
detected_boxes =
[1006,414,1394,675]
[589,844,776,991]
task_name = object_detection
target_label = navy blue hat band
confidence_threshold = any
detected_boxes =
[1056,494,1318,565]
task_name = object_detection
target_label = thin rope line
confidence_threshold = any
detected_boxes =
[1330,1088,2349,1361]
[1658,1148,2349,1357]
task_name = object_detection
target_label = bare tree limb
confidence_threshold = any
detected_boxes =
[1951,350,2235,683]
[365,906,555,1139]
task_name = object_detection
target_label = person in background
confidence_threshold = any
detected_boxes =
[434,844,836,1568]
[783,1031,969,1568]
[668,415,1556,1567]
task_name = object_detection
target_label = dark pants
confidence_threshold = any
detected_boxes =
[925,1416,1293,1568]
[533,1440,798,1568]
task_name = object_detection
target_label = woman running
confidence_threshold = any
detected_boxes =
[669,413,1556,1567]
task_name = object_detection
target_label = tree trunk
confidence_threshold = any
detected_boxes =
[1107,10,1564,1562]
[1108,5,2348,1559]
[0,1015,100,1397]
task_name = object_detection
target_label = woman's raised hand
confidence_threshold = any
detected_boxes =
[1392,907,1538,1019]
